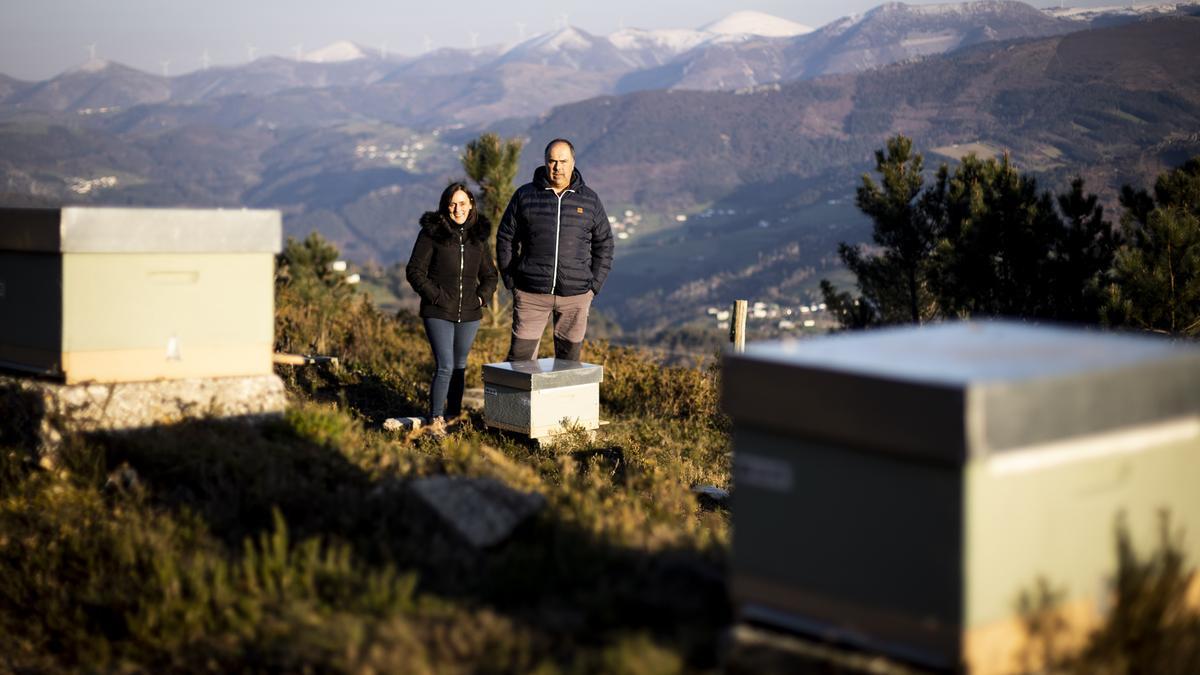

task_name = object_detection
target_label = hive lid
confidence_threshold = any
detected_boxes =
[722,321,1200,463]
[0,206,281,253]
[483,358,603,391]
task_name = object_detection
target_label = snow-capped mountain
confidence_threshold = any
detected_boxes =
[7,2,1190,123]
[495,26,638,70]
[618,0,1083,92]
[1044,2,1192,21]
[701,10,815,36]
[602,12,817,68]
[607,28,712,67]
[302,41,373,63]
[483,10,816,73]
[794,0,1078,76]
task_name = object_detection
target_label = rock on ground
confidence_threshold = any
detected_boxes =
[410,475,545,548]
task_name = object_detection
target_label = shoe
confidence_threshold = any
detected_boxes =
[426,416,448,439]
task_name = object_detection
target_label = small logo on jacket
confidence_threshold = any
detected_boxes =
[576,207,584,213]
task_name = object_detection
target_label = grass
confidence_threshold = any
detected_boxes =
[4,233,1197,673]
[1,398,730,673]
[1,234,732,673]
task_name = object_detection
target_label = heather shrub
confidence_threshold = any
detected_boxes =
[585,341,723,424]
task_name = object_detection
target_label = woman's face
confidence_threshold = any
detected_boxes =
[448,190,471,225]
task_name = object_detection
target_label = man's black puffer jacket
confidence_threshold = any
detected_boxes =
[405,211,498,322]
[496,166,614,297]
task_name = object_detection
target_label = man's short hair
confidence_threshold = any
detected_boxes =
[544,138,575,161]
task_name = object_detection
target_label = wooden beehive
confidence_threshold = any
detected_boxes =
[722,321,1200,672]
[483,358,602,440]
[0,206,281,384]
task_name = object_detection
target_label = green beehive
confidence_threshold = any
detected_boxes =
[0,206,281,384]
[722,321,1200,673]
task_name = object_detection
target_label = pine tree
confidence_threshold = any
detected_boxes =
[825,137,1121,329]
[1106,158,1200,336]
[275,233,356,354]
[925,153,1064,319]
[922,156,1118,322]
[462,133,524,256]
[461,133,524,325]
[1049,178,1120,323]
[819,279,878,329]
[821,135,936,325]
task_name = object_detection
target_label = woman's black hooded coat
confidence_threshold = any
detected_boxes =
[405,211,498,323]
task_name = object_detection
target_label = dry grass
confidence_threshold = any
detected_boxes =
[6,233,1194,673]
[0,234,732,673]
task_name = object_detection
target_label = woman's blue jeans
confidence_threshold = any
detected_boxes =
[422,318,481,418]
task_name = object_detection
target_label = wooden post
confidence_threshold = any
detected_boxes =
[730,300,748,353]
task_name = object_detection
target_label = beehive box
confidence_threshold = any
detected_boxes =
[0,206,281,384]
[483,358,602,440]
[722,321,1200,673]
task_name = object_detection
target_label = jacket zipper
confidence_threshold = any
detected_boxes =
[547,187,575,294]
[456,229,464,322]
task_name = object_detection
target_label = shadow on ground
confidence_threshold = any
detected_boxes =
[86,416,730,669]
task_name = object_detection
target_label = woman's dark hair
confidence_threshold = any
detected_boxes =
[438,182,478,225]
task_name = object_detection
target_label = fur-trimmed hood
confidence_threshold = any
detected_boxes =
[419,211,491,243]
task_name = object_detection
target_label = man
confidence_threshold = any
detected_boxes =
[496,138,614,361]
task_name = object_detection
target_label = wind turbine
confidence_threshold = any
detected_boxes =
[86,43,97,60]
[469,31,479,49]
[200,49,211,70]
[516,21,526,40]
[161,60,170,77]
[293,44,303,61]
[423,35,432,52]
[246,44,258,61]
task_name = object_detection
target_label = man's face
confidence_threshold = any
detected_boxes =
[545,143,574,190]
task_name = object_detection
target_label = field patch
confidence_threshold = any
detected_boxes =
[930,141,1007,161]
[1109,107,1148,125]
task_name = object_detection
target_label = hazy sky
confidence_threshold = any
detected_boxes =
[2,0,1124,81]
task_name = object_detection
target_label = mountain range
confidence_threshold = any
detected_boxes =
[1,1,1198,333]
[2,2,1187,127]
[539,14,1200,329]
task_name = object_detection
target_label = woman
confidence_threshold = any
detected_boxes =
[406,182,498,433]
